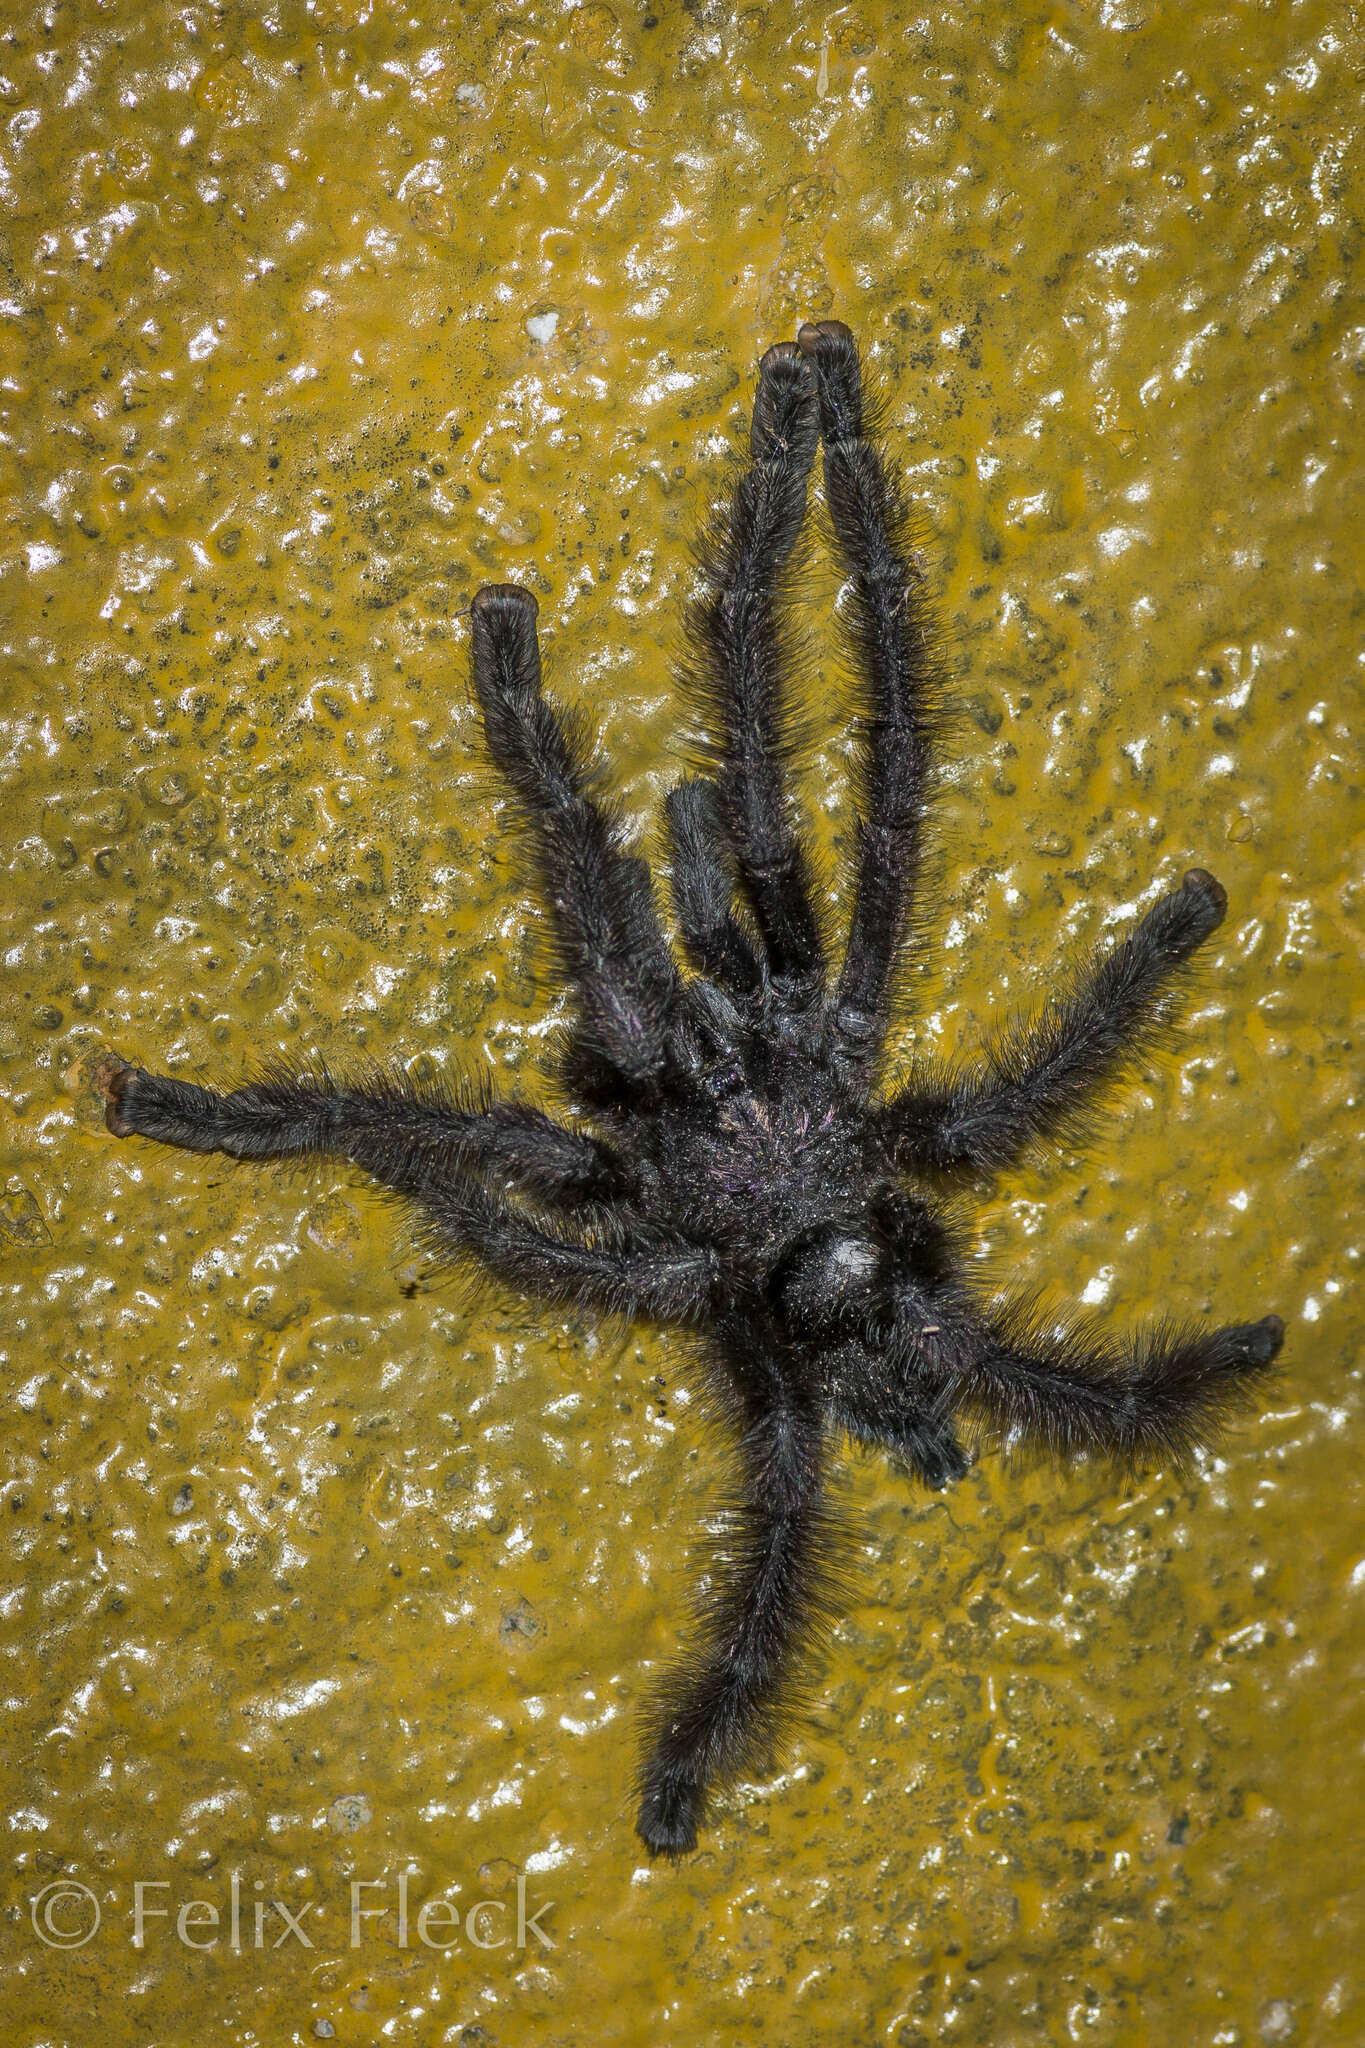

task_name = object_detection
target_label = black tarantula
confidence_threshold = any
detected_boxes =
[100,321,1283,1858]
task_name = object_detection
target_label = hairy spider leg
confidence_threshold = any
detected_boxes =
[470,584,679,1090]
[92,319,1287,1864]
[880,867,1231,1173]
[664,778,762,999]
[888,1280,1284,1468]
[797,1196,970,1488]
[636,1337,837,1857]
[685,342,826,1000]
[823,1336,971,1489]
[98,1058,632,1208]
[418,1179,718,1327]
[798,319,940,1071]
[100,1055,713,1321]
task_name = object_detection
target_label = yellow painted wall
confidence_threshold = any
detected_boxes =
[1,3,1360,2041]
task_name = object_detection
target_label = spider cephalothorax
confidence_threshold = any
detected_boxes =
[100,321,1282,1857]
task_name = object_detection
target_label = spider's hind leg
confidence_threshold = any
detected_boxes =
[471,584,678,1092]
[832,1385,971,1490]
[915,1288,1284,1468]
[798,319,940,1075]
[636,1345,838,1857]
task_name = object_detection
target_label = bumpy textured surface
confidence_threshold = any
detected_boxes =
[1,2,1360,2043]
[96,323,1286,1865]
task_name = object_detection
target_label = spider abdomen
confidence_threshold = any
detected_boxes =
[769,1222,882,1333]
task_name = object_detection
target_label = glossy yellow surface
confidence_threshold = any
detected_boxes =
[2,3,1361,2041]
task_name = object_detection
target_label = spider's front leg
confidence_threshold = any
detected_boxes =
[470,584,680,1092]
[881,867,1230,1173]
[636,1337,837,1857]
[685,342,826,1002]
[798,319,940,1071]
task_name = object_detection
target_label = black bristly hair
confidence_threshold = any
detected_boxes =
[100,319,1284,1860]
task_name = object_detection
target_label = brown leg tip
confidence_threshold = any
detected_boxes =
[1257,1313,1285,1356]
[797,318,854,355]
[1180,867,1227,926]
[760,339,802,371]
[96,1055,139,1137]
[471,583,538,619]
